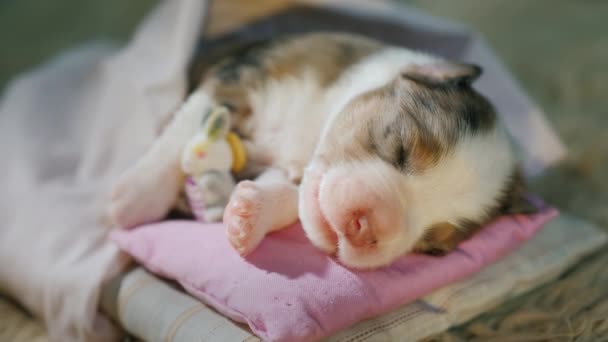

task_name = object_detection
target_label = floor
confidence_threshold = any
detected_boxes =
[1,0,607,341]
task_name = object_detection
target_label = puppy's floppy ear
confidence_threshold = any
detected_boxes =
[402,62,482,87]
[502,193,539,215]
[414,222,471,256]
[499,168,539,215]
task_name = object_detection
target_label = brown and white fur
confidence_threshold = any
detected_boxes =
[109,33,533,269]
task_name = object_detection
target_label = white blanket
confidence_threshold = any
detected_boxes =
[0,1,206,340]
[0,0,565,341]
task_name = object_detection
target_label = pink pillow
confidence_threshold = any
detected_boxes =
[111,208,558,342]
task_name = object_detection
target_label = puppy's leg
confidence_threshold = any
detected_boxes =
[224,168,299,255]
[109,91,215,228]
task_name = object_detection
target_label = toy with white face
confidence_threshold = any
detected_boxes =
[181,106,239,223]
[181,106,233,177]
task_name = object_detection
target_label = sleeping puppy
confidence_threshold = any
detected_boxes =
[109,32,533,269]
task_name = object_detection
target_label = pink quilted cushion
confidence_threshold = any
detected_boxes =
[111,208,558,342]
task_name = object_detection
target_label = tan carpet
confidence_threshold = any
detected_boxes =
[0,296,47,342]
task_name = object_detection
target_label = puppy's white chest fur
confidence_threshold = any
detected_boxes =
[244,70,328,177]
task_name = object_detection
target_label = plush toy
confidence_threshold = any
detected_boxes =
[181,105,247,222]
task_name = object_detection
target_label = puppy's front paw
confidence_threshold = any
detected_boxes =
[108,168,177,228]
[224,181,269,255]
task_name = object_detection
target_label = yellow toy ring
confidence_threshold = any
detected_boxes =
[226,132,247,173]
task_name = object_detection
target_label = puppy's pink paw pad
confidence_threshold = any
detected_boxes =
[226,217,256,255]
[224,182,268,255]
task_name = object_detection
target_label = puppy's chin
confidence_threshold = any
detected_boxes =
[335,235,411,270]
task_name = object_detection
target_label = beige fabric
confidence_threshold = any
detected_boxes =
[101,213,606,341]
[101,269,258,342]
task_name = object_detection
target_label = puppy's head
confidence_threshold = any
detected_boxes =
[300,60,528,269]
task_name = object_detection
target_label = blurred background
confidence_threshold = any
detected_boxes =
[1,1,606,226]
[1,0,606,340]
